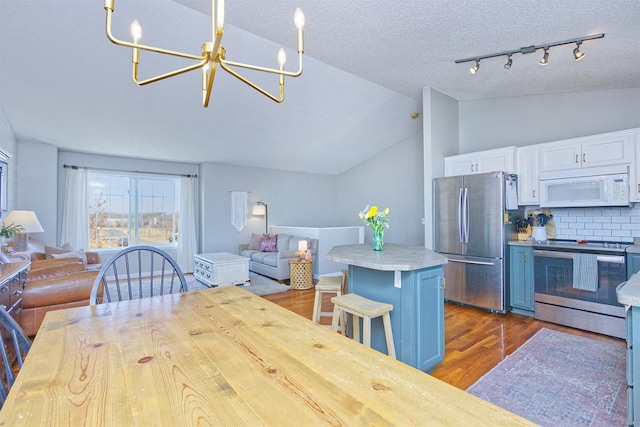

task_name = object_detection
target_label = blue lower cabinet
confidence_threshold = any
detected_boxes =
[627,307,640,425]
[509,246,534,316]
[628,253,640,280]
[348,265,445,373]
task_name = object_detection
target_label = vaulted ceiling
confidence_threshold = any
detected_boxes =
[0,1,638,175]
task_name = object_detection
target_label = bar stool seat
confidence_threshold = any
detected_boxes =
[312,270,347,326]
[330,293,396,359]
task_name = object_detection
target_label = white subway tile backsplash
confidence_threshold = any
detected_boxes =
[577,217,594,223]
[611,216,631,223]
[546,204,640,243]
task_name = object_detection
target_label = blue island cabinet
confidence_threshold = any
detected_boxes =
[348,264,445,372]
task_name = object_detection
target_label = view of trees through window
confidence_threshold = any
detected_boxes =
[88,172,180,249]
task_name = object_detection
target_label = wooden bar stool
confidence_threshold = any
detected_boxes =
[312,270,348,326]
[330,293,396,359]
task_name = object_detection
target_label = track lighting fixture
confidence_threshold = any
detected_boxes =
[504,54,512,69]
[573,41,585,61]
[539,48,549,66]
[470,60,480,74]
[455,33,603,73]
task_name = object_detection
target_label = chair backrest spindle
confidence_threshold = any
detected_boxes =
[90,246,188,305]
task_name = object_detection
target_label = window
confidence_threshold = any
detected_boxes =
[88,172,180,250]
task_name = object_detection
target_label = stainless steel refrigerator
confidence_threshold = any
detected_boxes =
[433,171,521,313]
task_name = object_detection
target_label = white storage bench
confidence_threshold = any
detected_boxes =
[194,252,250,287]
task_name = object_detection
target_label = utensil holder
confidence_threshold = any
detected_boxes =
[531,226,547,242]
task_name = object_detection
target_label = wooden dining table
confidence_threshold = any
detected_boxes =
[0,286,536,426]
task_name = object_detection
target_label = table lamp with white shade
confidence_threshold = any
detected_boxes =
[3,210,44,252]
[298,240,308,259]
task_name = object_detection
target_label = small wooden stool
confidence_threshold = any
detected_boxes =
[312,270,347,326]
[330,293,396,359]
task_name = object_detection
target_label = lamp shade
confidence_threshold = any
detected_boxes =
[252,204,266,216]
[3,210,44,233]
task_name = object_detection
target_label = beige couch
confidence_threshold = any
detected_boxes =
[239,233,318,281]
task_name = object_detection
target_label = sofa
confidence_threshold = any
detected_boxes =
[19,247,103,336]
[239,233,318,281]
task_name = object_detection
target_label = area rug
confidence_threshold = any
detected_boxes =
[466,328,626,427]
[187,272,291,296]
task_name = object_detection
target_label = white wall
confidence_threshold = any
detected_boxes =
[198,162,337,255]
[334,128,425,247]
[0,106,18,216]
[459,88,640,153]
[17,140,57,245]
[423,87,459,248]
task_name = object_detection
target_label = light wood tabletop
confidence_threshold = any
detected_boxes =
[0,286,536,426]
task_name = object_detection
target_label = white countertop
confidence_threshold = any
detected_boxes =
[618,272,640,307]
[326,243,447,271]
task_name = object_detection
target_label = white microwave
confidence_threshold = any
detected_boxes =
[539,165,630,208]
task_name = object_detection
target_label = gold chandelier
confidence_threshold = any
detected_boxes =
[103,0,305,107]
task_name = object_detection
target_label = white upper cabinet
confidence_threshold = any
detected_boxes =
[539,130,634,172]
[444,147,516,177]
[516,145,540,205]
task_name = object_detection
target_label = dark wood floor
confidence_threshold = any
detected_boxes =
[263,287,625,390]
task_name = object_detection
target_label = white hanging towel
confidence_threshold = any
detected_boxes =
[572,253,599,292]
[231,191,248,231]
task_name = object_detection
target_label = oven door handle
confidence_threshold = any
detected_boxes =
[447,259,495,266]
[533,250,625,264]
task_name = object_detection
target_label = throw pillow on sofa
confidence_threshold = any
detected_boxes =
[259,234,278,252]
[247,233,262,250]
[51,249,88,265]
[44,243,75,259]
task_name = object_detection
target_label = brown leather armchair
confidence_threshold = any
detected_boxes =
[20,258,101,336]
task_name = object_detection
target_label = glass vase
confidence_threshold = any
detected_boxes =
[372,230,384,251]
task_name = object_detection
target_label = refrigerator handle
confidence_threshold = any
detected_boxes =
[463,187,470,243]
[458,188,464,243]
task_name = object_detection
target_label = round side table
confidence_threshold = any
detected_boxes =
[289,259,313,290]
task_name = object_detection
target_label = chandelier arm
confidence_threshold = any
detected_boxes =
[220,53,303,78]
[133,58,209,86]
[105,7,205,62]
[202,62,217,108]
[219,61,284,103]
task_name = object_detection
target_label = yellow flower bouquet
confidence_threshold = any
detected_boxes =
[359,205,390,251]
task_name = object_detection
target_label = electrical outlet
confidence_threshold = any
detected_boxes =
[421,218,425,224]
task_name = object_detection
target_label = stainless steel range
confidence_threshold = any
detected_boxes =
[533,239,630,339]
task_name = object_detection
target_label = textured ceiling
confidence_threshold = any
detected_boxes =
[0,1,638,175]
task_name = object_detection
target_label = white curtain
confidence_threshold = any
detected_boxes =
[177,176,197,273]
[230,191,248,231]
[60,168,89,249]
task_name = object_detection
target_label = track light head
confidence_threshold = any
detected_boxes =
[573,41,585,61]
[470,60,480,74]
[504,55,512,69]
[539,48,549,66]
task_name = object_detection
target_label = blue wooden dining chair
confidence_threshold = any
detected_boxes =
[0,307,31,407]
[89,246,188,305]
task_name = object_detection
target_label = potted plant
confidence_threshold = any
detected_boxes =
[0,222,23,245]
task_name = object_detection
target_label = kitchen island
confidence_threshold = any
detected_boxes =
[327,243,447,372]
[617,273,640,426]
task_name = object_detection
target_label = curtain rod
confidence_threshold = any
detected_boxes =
[63,164,197,178]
